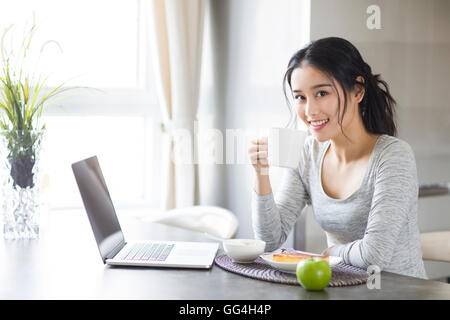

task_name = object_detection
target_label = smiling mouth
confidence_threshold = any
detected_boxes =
[308,118,329,126]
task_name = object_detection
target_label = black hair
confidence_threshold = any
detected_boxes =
[283,37,397,137]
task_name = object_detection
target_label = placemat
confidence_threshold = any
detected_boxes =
[215,254,369,287]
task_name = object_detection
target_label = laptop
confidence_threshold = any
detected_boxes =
[71,155,219,269]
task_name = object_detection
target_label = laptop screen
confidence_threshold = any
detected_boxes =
[72,156,125,262]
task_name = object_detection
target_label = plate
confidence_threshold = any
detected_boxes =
[259,251,343,274]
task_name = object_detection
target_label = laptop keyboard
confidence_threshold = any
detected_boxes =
[118,243,174,262]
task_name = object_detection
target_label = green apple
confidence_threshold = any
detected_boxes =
[296,257,331,291]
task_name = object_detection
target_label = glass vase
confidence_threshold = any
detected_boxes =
[0,130,45,239]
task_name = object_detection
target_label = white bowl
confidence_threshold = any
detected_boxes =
[222,239,266,263]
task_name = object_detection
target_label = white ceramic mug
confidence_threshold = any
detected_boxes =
[268,127,307,169]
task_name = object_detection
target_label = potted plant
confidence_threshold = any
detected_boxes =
[0,22,76,239]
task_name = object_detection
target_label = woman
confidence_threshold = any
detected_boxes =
[249,37,427,279]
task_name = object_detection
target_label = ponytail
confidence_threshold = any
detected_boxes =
[360,63,397,136]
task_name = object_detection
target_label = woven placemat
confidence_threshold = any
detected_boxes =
[215,254,369,287]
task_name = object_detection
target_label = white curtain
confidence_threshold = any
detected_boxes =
[147,0,205,209]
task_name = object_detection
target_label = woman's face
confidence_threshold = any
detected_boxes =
[290,64,361,143]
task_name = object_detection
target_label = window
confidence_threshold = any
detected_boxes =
[1,0,161,209]
[1,0,142,88]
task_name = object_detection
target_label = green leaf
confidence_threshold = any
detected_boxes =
[0,19,89,135]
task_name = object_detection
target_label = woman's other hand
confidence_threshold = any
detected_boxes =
[321,246,335,256]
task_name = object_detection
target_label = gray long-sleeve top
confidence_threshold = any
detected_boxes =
[252,134,427,279]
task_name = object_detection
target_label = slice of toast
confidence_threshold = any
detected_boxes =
[272,252,329,263]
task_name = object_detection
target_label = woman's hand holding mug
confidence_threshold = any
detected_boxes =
[248,137,269,176]
[249,128,307,174]
[249,128,307,195]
